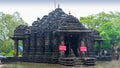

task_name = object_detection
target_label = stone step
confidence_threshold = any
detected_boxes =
[83,57,96,66]
[59,58,84,66]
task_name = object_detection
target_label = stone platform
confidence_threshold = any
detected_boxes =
[58,57,96,66]
[59,57,83,66]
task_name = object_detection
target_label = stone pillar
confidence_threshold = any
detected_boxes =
[25,35,30,56]
[78,35,81,57]
[14,39,18,57]
[60,35,65,57]
[98,41,102,56]
[22,39,26,57]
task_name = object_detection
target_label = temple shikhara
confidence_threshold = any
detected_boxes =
[11,7,103,65]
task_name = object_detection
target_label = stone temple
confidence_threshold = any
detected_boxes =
[11,7,103,64]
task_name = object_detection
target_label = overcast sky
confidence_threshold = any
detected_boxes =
[0,0,120,25]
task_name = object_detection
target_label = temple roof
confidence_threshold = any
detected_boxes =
[89,29,104,41]
[31,7,87,32]
[13,7,103,41]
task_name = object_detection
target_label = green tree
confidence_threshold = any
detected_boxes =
[80,11,120,47]
[0,12,28,56]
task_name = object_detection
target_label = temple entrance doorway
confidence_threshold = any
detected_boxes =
[64,34,79,57]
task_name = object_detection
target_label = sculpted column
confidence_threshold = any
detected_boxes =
[14,39,18,57]
[59,35,65,57]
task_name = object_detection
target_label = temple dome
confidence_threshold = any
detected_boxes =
[64,15,79,23]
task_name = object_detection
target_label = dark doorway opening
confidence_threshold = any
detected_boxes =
[64,34,79,57]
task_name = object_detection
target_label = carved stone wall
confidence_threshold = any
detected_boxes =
[12,7,103,63]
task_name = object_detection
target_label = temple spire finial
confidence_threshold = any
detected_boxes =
[54,0,56,9]
[69,11,71,15]
[58,4,60,8]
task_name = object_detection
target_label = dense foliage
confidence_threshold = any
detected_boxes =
[0,12,27,56]
[80,11,120,48]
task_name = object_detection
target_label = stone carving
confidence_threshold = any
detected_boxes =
[12,7,103,63]
[14,25,28,36]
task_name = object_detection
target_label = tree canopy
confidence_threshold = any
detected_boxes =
[80,11,120,45]
[0,12,28,56]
